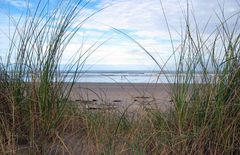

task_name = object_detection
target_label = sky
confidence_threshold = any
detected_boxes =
[0,0,239,70]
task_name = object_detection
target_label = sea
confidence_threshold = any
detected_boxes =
[62,70,165,83]
[59,70,215,83]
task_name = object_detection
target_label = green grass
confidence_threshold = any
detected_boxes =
[0,0,103,154]
[0,0,240,154]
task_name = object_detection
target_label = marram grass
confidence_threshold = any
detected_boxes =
[0,0,240,154]
[0,0,103,154]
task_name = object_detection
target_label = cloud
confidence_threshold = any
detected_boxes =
[82,0,239,35]
[79,0,239,65]
[0,0,239,67]
[4,0,32,8]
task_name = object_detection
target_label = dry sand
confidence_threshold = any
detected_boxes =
[68,83,173,111]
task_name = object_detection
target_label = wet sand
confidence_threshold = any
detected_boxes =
[68,83,173,111]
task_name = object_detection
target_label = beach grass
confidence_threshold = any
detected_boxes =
[0,0,240,154]
[0,0,102,153]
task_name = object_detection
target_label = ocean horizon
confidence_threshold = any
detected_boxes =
[59,70,216,83]
[4,64,216,83]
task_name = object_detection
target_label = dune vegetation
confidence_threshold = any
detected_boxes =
[0,0,239,154]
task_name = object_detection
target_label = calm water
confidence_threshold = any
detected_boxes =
[59,71,215,83]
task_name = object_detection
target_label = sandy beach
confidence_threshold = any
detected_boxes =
[68,83,173,111]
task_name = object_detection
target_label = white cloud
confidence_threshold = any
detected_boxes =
[81,0,239,65]
[82,0,239,34]
[0,0,239,67]
[4,0,32,8]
